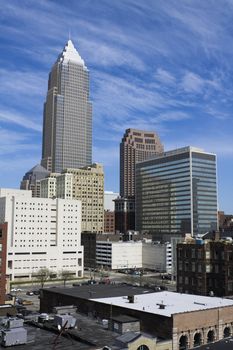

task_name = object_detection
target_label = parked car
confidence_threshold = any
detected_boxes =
[87,279,97,285]
[32,290,40,295]
[26,291,34,296]
[10,288,22,293]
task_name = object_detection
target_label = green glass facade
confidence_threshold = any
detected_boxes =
[135,147,217,237]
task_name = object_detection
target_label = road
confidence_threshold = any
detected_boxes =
[9,270,176,313]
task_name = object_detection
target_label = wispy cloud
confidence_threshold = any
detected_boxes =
[180,71,221,94]
[154,68,176,85]
[0,110,42,132]
[0,69,46,98]
[78,38,145,71]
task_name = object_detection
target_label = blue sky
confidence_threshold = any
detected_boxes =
[0,0,233,212]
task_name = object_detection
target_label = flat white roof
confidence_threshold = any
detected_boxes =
[92,291,233,317]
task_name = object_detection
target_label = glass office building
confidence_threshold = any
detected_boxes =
[135,147,217,237]
[41,40,92,173]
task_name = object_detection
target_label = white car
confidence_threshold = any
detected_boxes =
[10,288,22,293]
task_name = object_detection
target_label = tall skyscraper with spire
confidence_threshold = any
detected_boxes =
[41,40,92,173]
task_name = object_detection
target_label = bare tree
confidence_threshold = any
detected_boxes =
[59,270,74,287]
[32,268,52,288]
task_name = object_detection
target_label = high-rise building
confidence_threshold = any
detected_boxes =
[41,40,92,173]
[135,147,218,239]
[115,128,163,233]
[0,189,83,281]
[120,128,163,197]
[20,164,49,197]
[40,164,104,233]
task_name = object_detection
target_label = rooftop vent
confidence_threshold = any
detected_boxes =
[128,295,134,303]
[157,301,166,309]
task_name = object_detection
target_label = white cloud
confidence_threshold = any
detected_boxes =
[180,71,221,95]
[0,110,42,132]
[154,68,176,85]
[157,111,191,122]
[180,72,205,93]
[79,38,145,71]
[0,69,46,98]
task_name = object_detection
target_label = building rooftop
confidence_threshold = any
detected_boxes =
[191,337,233,349]
[136,146,216,166]
[56,40,86,68]
[42,284,154,300]
[92,291,233,318]
[111,315,139,323]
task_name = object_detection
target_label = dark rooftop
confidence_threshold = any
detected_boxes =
[111,315,139,323]
[116,331,141,344]
[191,337,233,350]
[0,312,124,350]
[42,284,154,300]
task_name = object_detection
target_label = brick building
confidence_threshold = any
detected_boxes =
[177,238,233,297]
[104,210,115,233]
[40,287,233,350]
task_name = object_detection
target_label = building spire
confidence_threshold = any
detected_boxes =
[56,40,86,68]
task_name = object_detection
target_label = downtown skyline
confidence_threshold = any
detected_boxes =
[0,0,233,212]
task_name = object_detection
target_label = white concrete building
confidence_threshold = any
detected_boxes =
[40,173,59,199]
[96,241,142,270]
[104,191,119,211]
[95,240,174,273]
[0,189,83,281]
[142,243,167,271]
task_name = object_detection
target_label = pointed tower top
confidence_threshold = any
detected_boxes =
[56,40,86,67]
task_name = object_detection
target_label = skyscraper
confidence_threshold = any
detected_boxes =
[120,128,164,197]
[41,40,92,173]
[135,147,218,239]
[115,128,163,233]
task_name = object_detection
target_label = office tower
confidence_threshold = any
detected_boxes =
[41,40,92,173]
[135,147,218,239]
[20,164,49,197]
[0,189,83,281]
[115,128,163,233]
[120,128,163,197]
[40,163,104,233]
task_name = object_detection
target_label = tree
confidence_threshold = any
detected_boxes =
[59,270,74,287]
[32,268,52,288]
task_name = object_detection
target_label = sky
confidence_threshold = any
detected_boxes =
[0,0,233,212]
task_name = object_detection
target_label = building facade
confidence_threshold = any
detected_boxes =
[40,287,233,350]
[0,189,83,281]
[40,164,104,233]
[96,241,143,270]
[41,40,92,173]
[104,210,115,233]
[116,129,163,233]
[177,238,233,297]
[0,223,8,304]
[114,197,135,234]
[120,129,163,198]
[20,164,49,198]
[136,147,218,238]
[104,191,119,211]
